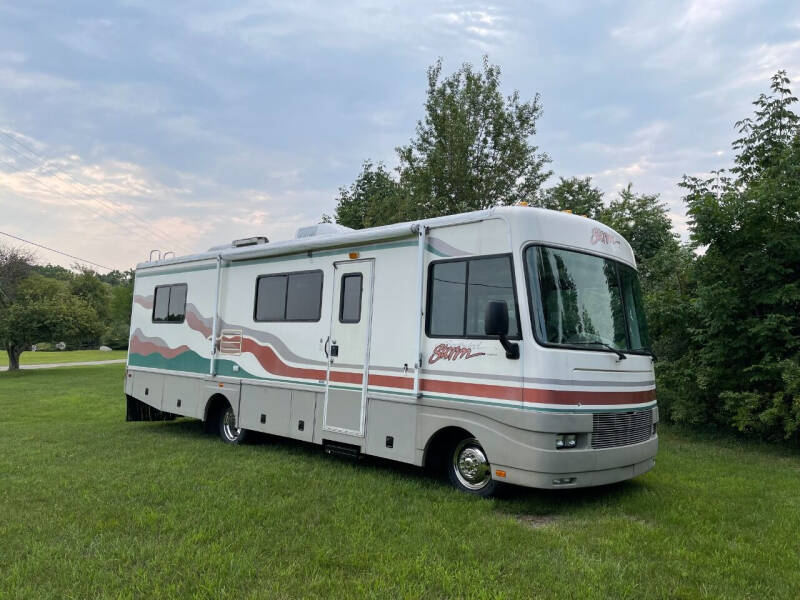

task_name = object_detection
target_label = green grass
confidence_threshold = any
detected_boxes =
[0,349,126,366]
[1,365,798,599]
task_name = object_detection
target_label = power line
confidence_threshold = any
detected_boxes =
[0,155,195,268]
[0,134,193,254]
[0,132,194,254]
[0,131,193,253]
[0,230,115,271]
[0,155,152,253]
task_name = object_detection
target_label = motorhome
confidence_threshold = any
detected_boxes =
[125,206,658,496]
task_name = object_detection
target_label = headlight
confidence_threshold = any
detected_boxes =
[555,434,577,449]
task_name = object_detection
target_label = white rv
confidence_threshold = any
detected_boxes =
[125,206,657,496]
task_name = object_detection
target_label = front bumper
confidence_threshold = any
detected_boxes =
[493,435,658,489]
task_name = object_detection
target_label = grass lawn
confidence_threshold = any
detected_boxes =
[1,365,798,599]
[0,349,126,366]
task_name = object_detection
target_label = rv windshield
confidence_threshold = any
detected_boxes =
[524,245,651,353]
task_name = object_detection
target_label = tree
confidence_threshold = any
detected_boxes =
[677,71,800,440]
[0,274,103,370]
[396,57,551,219]
[106,278,134,349]
[0,244,34,307]
[333,161,406,229]
[31,263,73,281]
[69,269,112,322]
[538,176,605,219]
[600,184,678,269]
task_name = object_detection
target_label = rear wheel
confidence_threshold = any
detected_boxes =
[447,437,499,497]
[218,403,248,444]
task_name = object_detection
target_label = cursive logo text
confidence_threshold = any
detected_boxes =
[428,343,486,365]
[590,227,621,246]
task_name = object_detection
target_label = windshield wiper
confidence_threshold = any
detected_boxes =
[568,340,627,361]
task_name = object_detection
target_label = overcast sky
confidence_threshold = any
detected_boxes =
[1,0,798,271]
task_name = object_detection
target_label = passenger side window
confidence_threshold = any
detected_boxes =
[339,273,363,323]
[152,284,188,323]
[427,255,520,338]
[255,270,323,322]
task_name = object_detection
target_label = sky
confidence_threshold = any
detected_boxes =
[0,0,798,272]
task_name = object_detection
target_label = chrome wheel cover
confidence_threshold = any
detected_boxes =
[222,406,241,441]
[453,438,491,490]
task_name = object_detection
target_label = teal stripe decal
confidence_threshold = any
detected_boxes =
[130,353,655,414]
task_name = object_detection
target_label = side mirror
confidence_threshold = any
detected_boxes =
[484,300,509,336]
[484,300,519,360]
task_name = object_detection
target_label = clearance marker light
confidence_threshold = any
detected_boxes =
[495,469,507,478]
[348,251,360,259]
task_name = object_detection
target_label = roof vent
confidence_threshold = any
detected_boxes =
[295,223,353,239]
[232,236,269,248]
[207,236,269,252]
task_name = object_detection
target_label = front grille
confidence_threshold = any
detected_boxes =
[591,410,653,449]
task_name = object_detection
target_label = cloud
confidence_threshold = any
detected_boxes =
[0,130,331,269]
[0,67,76,92]
[610,0,751,72]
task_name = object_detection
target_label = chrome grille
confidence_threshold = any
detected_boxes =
[591,410,653,449]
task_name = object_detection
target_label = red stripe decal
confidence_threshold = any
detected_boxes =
[523,387,656,406]
[134,332,654,407]
[130,337,190,359]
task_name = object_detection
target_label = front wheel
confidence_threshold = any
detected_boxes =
[218,404,248,445]
[447,437,499,497]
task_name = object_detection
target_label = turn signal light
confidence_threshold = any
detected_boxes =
[495,469,506,478]
[348,252,359,259]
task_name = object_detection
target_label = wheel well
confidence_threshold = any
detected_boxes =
[203,393,230,433]
[422,426,475,473]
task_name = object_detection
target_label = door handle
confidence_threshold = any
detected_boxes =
[323,336,330,358]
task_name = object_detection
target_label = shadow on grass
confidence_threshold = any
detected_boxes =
[135,417,649,520]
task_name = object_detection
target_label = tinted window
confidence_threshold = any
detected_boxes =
[167,284,187,321]
[466,257,519,337]
[153,284,187,323]
[153,286,170,321]
[339,273,362,323]
[255,270,322,322]
[286,271,323,321]
[427,255,520,338]
[525,246,651,353]
[619,265,651,351]
[255,275,288,321]
[428,261,467,336]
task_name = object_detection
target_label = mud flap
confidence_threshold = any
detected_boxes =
[126,395,176,422]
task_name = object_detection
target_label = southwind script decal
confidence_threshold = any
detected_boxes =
[590,227,621,247]
[428,343,486,365]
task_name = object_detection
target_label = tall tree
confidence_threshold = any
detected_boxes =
[678,71,800,440]
[333,161,406,229]
[600,184,678,269]
[538,176,605,219]
[396,57,551,219]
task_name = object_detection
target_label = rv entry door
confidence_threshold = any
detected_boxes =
[323,259,374,436]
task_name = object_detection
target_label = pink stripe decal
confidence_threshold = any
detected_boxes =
[131,300,654,407]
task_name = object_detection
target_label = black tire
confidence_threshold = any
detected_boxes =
[218,403,249,445]
[447,437,499,497]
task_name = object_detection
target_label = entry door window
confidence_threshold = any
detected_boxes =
[339,273,363,323]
